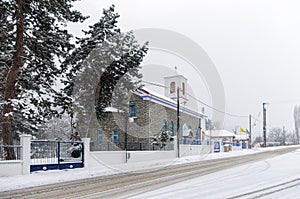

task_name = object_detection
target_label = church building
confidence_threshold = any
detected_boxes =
[89,74,207,151]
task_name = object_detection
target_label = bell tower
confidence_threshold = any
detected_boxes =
[164,74,188,104]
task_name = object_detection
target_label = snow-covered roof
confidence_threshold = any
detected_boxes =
[205,130,236,138]
[133,88,207,119]
[234,134,249,140]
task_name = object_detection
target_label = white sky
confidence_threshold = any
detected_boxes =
[69,0,300,137]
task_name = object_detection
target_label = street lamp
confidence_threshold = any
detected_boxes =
[263,102,267,147]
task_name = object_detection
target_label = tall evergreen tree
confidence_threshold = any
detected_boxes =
[61,6,148,136]
[0,0,87,159]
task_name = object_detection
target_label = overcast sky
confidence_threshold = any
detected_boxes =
[70,0,300,137]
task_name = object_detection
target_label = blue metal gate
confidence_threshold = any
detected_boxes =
[30,140,84,172]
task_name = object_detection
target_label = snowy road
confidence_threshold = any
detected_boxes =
[0,146,298,199]
[130,147,300,199]
[228,178,300,198]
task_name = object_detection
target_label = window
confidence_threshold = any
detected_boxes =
[97,129,102,144]
[112,130,119,144]
[182,82,185,95]
[195,127,199,140]
[170,121,174,136]
[129,101,136,117]
[170,82,176,94]
[163,119,167,132]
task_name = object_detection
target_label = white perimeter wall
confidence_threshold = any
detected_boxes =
[0,161,22,177]
[87,150,176,167]
[127,151,175,163]
[0,135,31,177]
[86,145,214,167]
[87,151,126,166]
[180,145,213,157]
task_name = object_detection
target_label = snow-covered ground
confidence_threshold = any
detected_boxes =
[1,145,300,199]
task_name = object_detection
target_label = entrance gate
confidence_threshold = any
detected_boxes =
[30,140,84,172]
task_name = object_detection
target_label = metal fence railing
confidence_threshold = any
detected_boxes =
[0,145,22,161]
[91,141,174,151]
[30,140,84,164]
[180,138,211,145]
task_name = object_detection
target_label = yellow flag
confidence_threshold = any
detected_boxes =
[240,127,246,133]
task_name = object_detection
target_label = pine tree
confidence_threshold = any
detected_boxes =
[61,6,148,136]
[0,0,87,159]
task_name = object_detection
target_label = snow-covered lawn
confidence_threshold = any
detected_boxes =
[0,145,299,199]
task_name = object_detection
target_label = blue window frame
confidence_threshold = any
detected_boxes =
[97,129,102,144]
[163,119,167,132]
[129,101,136,117]
[112,130,119,144]
[170,121,174,136]
[195,127,199,140]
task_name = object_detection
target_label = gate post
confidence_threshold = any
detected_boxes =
[82,138,90,168]
[20,134,32,175]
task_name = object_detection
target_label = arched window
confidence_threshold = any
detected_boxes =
[170,82,176,94]
[97,129,102,144]
[195,127,199,140]
[112,130,119,144]
[129,101,136,117]
[163,119,167,132]
[170,121,174,136]
[182,82,185,95]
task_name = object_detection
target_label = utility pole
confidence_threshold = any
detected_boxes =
[263,102,267,147]
[249,114,252,149]
[125,115,128,163]
[198,117,202,140]
[209,119,212,153]
[176,86,180,158]
[283,126,286,146]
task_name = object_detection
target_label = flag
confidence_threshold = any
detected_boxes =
[240,127,246,133]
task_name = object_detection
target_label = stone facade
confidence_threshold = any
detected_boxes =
[88,89,206,151]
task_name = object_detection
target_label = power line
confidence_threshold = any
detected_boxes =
[186,93,248,118]
[251,114,280,129]
[251,111,261,126]
[142,80,249,118]
[142,80,168,88]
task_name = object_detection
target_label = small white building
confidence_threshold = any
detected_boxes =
[204,130,236,142]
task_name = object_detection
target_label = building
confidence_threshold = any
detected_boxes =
[204,129,236,142]
[88,74,207,151]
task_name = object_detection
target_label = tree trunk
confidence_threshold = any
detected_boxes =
[1,0,24,160]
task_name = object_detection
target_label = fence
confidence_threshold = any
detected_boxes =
[0,135,248,176]
[0,134,31,177]
[0,145,21,161]
[30,140,84,172]
[91,141,174,151]
[180,138,211,145]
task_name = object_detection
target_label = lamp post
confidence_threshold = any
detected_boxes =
[125,116,128,163]
[176,86,180,158]
[263,102,267,147]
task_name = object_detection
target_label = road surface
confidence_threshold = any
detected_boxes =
[0,147,298,199]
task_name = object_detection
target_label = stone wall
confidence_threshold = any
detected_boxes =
[90,93,203,151]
